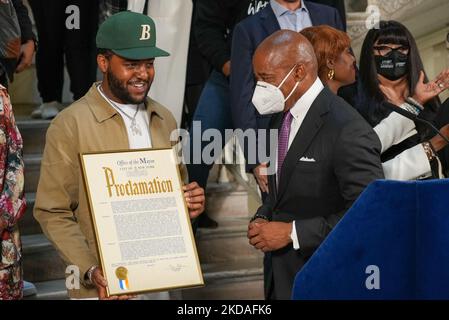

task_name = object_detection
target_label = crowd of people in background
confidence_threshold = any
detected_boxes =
[1,0,449,300]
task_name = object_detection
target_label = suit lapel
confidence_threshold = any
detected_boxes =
[304,1,321,26]
[260,5,280,36]
[268,112,284,201]
[276,87,332,201]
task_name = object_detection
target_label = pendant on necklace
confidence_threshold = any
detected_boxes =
[130,119,142,136]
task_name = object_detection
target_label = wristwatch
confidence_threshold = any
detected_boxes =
[250,214,270,223]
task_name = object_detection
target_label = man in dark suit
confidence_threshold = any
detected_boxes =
[247,30,384,300]
[230,0,345,193]
[310,0,346,29]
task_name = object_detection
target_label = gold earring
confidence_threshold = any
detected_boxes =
[328,69,335,80]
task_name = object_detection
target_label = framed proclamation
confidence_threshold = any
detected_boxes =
[79,148,204,296]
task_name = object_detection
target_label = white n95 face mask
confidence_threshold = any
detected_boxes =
[252,64,300,115]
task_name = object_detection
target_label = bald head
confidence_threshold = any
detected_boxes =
[254,30,318,75]
[252,30,319,110]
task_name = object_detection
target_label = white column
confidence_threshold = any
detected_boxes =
[146,0,193,126]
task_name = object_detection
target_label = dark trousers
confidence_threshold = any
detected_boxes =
[28,0,98,102]
[187,70,234,192]
[183,83,204,130]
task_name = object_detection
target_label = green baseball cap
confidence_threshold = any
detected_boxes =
[96,11,170,60]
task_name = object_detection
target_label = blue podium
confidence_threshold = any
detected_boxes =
[292,179,449,300]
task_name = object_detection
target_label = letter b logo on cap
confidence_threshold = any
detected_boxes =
[140,24,151,40]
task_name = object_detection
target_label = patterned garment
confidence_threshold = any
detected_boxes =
[0,84,26,300]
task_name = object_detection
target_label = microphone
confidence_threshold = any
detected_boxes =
[382,101,449,145]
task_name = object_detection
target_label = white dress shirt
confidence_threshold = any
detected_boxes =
[270,0,313,32]
[287,78,324,148]
[276,78,324,250]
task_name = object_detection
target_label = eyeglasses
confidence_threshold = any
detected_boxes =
[373,45,410,57]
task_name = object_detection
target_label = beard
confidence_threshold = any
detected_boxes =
[106,68,150,104]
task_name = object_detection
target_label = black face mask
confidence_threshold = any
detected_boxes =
[375,50,409,81]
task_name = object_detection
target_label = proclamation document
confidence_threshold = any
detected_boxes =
[80,148,203,296]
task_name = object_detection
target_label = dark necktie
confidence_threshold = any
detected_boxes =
[277,111,293,180]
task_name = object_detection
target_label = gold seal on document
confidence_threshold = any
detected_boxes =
[115,267,128,280]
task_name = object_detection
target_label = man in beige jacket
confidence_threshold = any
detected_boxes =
[34,11,205,300]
